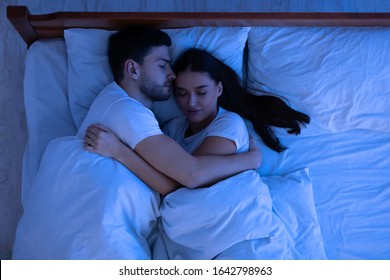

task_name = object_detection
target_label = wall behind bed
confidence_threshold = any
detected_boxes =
[1,0,390,260]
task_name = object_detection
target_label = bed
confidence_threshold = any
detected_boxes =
[7,6,390,260]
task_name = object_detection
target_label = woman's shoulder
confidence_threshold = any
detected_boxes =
[208,108,249,152]
[215,108,245,125]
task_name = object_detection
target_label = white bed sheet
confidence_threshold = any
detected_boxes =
[250,123,390,259]
[245,26,390,259]
[19,36,390,260]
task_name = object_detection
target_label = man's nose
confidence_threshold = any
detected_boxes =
[167,67,176,81]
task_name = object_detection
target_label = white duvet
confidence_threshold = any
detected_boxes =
[160,169,326,260]
[160,170,273,259]
[13,135,326,259]
[13,136,161,259]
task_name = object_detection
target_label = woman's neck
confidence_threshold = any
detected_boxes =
[185,108,219,137]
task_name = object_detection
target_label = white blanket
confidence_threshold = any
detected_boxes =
[159,169,326,260]
[160,170,273,259]
[13,136,325,260]
[13,136,161,260]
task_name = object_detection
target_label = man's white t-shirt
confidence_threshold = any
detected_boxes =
[163,107,249,154]
[77,82,163,149]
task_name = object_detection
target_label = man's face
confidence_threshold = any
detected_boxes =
[138,46,176,102]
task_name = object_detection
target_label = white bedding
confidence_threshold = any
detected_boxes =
[247,27,390,134]
[14,136,160,259]
[253,127,390,259]
[160,170,274,260]
[22,40,77,204]
[14,25,390,260]
[14,133,326,260]
[161,168,326,260]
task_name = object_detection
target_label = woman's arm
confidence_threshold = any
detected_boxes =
[192,136,237,156]
[85,124,180,195]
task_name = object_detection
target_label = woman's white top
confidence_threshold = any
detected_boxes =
[163,107,249,154]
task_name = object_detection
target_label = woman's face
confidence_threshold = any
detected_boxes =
[175,70,222,130]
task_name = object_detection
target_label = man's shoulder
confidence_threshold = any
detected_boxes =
[99,82,148,111]
[99,82,127,98]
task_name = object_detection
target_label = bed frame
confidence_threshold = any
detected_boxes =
[7,5,390,47]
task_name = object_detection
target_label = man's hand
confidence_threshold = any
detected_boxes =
[84,124,129,160]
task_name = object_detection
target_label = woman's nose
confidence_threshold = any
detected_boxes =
[188,94,197,106]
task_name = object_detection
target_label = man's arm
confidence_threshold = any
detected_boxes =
[114,142,181,195]
[85,124,180,195]
[85,124,261,194]
[134,134,260,189]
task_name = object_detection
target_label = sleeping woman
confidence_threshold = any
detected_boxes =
[84,48,310,259]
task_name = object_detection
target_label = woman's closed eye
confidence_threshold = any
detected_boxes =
[175,90,206,97]
[175,89,187,97]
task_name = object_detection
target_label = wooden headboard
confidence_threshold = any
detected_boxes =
[7,5,390,47]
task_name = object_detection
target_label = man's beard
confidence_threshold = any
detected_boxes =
[139,75,171,102]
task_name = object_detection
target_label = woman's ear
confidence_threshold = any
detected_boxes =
[124,59,139,80]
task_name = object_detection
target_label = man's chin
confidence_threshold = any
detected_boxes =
[153,92,171,102]
[162,89,172,100]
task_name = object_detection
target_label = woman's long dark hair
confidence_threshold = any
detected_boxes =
[173,48,310,152]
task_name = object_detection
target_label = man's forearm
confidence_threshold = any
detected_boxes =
[188,151,260,188]
[116,145,181,195]
[134,134,261,190]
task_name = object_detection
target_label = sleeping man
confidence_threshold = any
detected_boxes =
[12,26,261,259]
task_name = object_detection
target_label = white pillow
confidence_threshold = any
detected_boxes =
[247,27,390,133]
[23,39,77,204]
[65,27,250,128]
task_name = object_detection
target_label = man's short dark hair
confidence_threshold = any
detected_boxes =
[108,26,172,83]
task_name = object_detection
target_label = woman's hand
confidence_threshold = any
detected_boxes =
[248,137,262,169]
[84,124,127,159]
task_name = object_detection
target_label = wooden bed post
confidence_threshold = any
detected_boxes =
[7,6,38,47]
